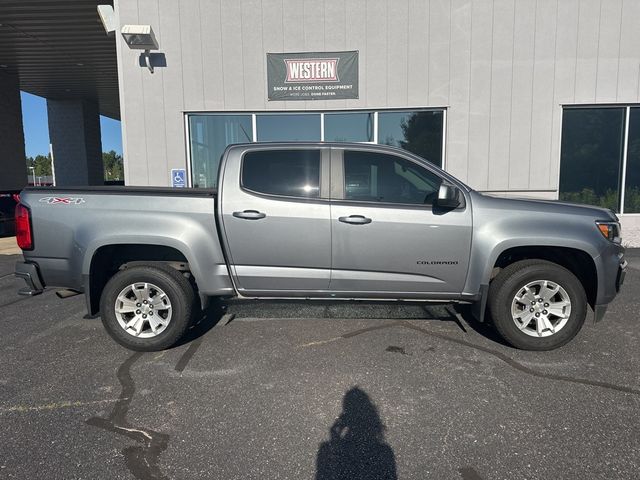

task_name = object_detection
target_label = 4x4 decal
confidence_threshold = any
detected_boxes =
[39,197,86,205]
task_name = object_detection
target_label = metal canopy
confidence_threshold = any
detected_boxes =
[0,0,119,119]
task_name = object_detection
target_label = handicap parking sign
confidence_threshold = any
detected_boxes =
[171,168,186,188]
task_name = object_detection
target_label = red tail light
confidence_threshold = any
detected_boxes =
[15,204,33,250]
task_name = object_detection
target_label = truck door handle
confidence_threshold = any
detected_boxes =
[233,210,266,220]
[339,215,372,225]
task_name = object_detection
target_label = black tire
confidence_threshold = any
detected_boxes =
[488,259,587,351]
[99,265,195,351]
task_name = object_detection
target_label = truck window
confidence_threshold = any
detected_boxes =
[242,150,321,198]
[344,151,442,205]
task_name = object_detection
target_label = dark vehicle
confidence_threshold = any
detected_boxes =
[0,193,18,237]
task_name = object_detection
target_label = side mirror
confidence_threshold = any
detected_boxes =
[436,183,460,208]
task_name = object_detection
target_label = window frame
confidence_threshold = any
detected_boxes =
[559,104,640,215]
[238,146,331,202]
[185,107,448,188]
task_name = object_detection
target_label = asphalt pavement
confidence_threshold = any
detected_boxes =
[0,251,639,479]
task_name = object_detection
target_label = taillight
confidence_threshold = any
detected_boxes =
[15,204,33,250]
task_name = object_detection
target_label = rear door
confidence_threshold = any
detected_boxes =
[220,146,332,295]
[329,148,472,296]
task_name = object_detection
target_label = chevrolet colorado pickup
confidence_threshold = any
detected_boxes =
[14,143,627,351]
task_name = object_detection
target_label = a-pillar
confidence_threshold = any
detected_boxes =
[47,99,104,186]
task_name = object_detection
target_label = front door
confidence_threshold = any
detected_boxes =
[329,148,472,296]
[220,147,331,295]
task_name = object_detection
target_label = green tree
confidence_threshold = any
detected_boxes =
[103,150,124,181]
[26,154,52,177]
[398,112,444,166]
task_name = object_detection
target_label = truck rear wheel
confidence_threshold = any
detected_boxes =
[488,259,587,350]
[99,265,195,351]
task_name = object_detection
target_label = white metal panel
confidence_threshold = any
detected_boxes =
[241,0,266,109]
[446,0,473,182]
[407,0,429,107]
[220,0,245,109]
[553,0,579,104]
[466,0,493,191]
[115,0,640,195]
[428,0,451,107]
[595,0,622,103]
[262,0,286,111]
[200,0,226,110]
[507,0,536,190]
[344,0,367,110]
[574,0,601,102]
[529,0,557,190]
[487,0,515,191]
[117,0,149,185]
[365,0,388,108]
[616,0,640,102]
[386,0,409,107]
[139,0,168,186]
[179,0,205,111]
[159,0,189,176]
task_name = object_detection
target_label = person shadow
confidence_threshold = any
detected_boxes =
[315,387,397,480]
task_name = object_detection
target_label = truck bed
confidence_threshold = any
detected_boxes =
[22,186,217,197]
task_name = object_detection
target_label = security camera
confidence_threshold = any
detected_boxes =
[97,5,116,36]
[121,25,159,50]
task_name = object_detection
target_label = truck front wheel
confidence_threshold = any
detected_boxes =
[488,259,587,350]
[99,265,195,351]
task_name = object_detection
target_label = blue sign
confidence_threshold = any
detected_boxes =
[171,168,186,188]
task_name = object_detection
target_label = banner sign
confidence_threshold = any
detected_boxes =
[267,51,358,101]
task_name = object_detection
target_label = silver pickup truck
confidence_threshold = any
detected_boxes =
[14,143,627,351]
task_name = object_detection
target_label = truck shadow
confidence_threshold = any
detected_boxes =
[172,300,228,348]
[192,298,510,348]
[451,304,511,347]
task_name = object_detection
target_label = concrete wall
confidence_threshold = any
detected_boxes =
[47,99,104,186]
[0,72,27,191]
[115,0,640,194]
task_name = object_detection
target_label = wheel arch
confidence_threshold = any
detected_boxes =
[489,245,598,309]
[85,243,193,316]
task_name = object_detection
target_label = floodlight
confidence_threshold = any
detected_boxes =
[97,5,116,35]
[121,25,159,73]
[121,25,159,50]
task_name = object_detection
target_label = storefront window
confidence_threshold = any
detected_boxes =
[188,109,446,189]
[324,112,374,142]
[378,110,444,166]
[559,108,625,212]
[189,114,252,188]
[624,108,640,213]
[256,113,321,142]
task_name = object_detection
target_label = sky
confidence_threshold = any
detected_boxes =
[20,91,123,158]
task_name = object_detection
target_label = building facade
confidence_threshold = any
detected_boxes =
[114,0,640,245]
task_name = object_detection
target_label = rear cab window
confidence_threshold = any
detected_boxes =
[242,150,321,198]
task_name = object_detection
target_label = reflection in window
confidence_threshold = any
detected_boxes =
[625,108,640,213]
[189,115,252,188]
[378,111,443,166]
[344,150,442,204]
[256,114,321,142]
[324,112,374,142]
[559,108,625,212]
[242,150,321,198]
